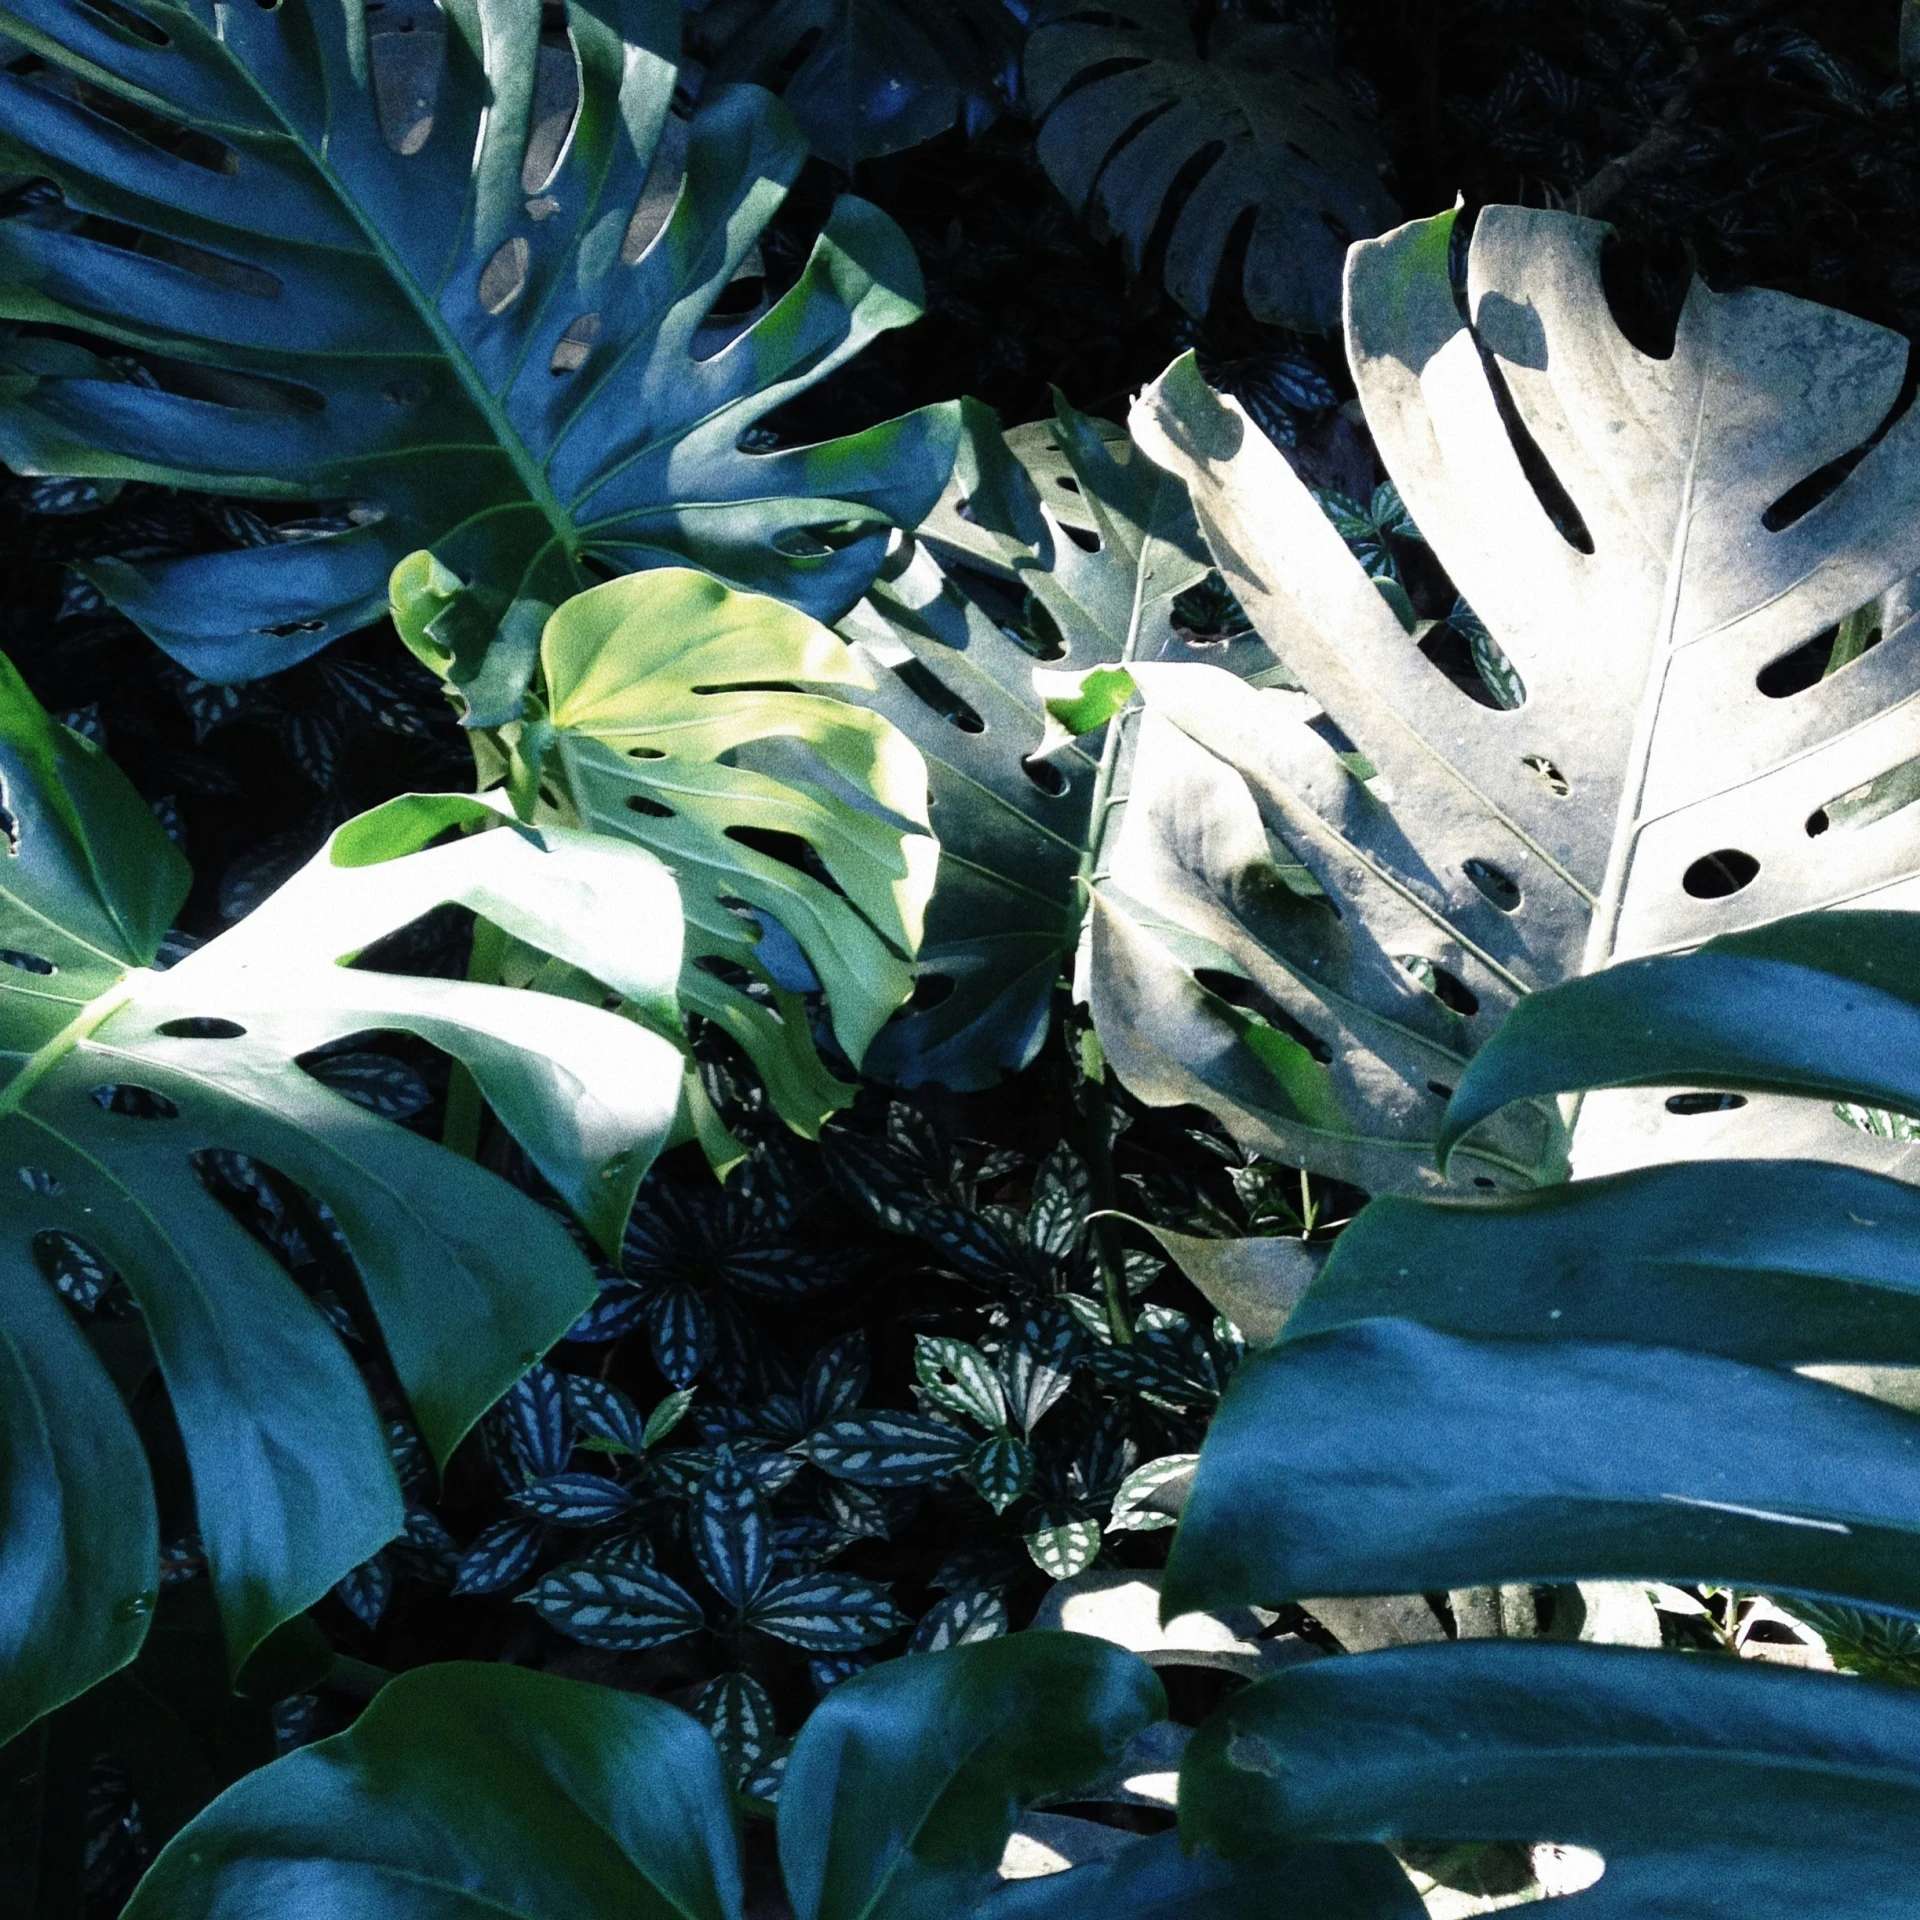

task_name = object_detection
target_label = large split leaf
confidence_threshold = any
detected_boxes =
[1118,203,1920,1189]
[694,0,1019,170]
[1025,0,1396,329]
[0,668,685,1732]
[401,563,939,1133]
[116,1640,1323,1920]
[0,0,960,719]
[837,398,1216,1088]
[1180,1641,1920,1919]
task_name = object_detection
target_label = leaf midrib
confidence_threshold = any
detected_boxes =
[209,20,576,554]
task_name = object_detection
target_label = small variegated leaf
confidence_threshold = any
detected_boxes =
[508,1471,634,1527]
[798,1412,976,1485]
[335,1554,391,1628]
[773,1516,855,1569]
[643,1387,697,1448]
[741,1745,791,1806]
[645,1284,715,1388]
[1027,1520,1104,1582]
[1107,1454,1201,1533]
[565,1377,652,1456]
[915,1335,1009,1430]
[518,1558,704,1650]
[1027,1142,1091,1258]
[693,1456,773,1611]
[647,1447,717,1500]
[500,1363,571,1479]
[802,1330,872,1427]
[392,1506,460,1583]
[566,1278,648,1344]
[821,1481,891,1542]
[810,1655,871,1696]
[453,1517,544,1596]
[909,1587,1009,1653]
[1077,1403,1139,1505]
[968,1434,1034,1515]
[695,1671,778,1788]
[745,1573,912,1651]
[998,1303,1084,1435]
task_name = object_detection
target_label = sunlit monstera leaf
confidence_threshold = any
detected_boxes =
[0,664,685,1740]
[397,562,937,1134]
[835,398,1226,1089]
[1094,204,1920,1192]
[0,0,959,720]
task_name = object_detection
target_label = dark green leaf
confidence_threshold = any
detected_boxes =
[1180,1641,1920,1918]
[1290,1158,1920,1364]
[968,1435,1034,1515]
[1164,1319,1920,1622]
[695,1669,779,1789]
[1440,912,1920,1164]
[917,1334,1009,1429]
[778,1632,1164,1920]
[566,1376,652,1457]
[123,1662,742,1920]
[909,1588,1008,1654]
[452,1518,544,1598]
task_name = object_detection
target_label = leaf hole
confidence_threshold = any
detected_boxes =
[726,826,846,898]
[383,377,431,408]
[1521,754,1568,796]
[89,1084,179,1119]
[253,616,327,637]
[1021,755,1069,797]
[478,236,531,315]
[626,794,675,818]
[550,311,601,375]
[1463,858,1521,912]
[0,949,55,974]
[1680,849,1759,899]
[1476,349,1594,553]
[626,746,666,759]
[1665,1092,1748,1115]
[34,1229,121,1313]
[891,660,985,734]
[1808,751,1920,837]
[1427,1082,1454,1100]
[157,1017,246,1039]
[1395,956,1479,1016]
[1062,524,1101,554]
[18,1166,62,1195]
[1757,621,1882,697]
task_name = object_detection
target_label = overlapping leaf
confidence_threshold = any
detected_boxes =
[1180,1642,1920,1920]
[0,668,684,1736]
[0,0,959,717]
[838,398,1214,1088]
[695,0,1018,169]
[433,565,938,1134]
[1026,0,1396,328]
[1117,203,1920,1189]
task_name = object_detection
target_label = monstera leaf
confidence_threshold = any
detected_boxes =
[0,0,959,719]
[1025,0,1396,329]
[119,1639,1419,1920]
[397,562,937,1134]
[694,0,1019,169]
[1101,203,1920,1192]
[1182,1642,1920,1920]
[835,397,1222,1088]
[1166,931,1920,1916]
[0,664,686,1741]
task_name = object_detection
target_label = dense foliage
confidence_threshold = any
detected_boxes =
[3,2,1920,1916]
